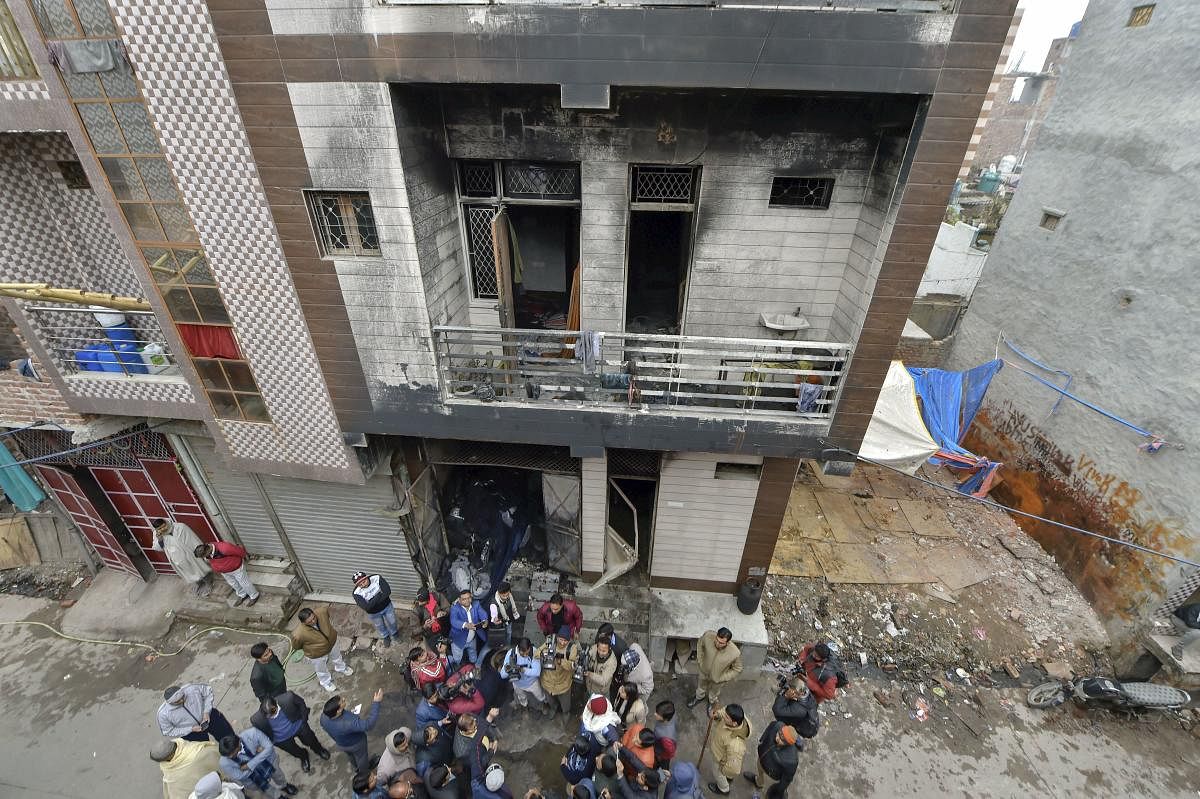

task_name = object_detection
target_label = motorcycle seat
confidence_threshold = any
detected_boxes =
[1079,677,1121,698]
[1119,682,1190,707]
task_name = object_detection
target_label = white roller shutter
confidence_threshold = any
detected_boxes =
[189,437,287,558]
[259,473,422,599]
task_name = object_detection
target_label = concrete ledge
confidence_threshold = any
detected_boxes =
[648,588,768,677]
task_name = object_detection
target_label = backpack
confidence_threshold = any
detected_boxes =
[794,707,820,739]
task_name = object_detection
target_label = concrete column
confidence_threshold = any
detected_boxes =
[580,455,607,581]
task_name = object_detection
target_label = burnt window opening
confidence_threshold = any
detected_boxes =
[502,161,580,200]
[714,462,762,481]
[1127,4,1154,27]
[630,165,698,206]
[305,191,380,257]
[58,160,90,189]
[769,177,834,209]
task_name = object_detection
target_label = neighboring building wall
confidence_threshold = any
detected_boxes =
[947,0,1200,649]
[650,452,761,592]
[918,221,988,299]
[959,8,1022,178]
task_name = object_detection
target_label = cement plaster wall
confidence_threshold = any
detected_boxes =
[946,0,1200,646]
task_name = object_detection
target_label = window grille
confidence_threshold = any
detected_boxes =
[502,162,579,200]
[306,191,381,257]
[630,165,696,204]
[465,205,499,298]
[769,177,834,209]
[459,161,497,198]
[1127,4,1154,27]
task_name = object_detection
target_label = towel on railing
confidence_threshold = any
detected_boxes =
[575,330,601,373]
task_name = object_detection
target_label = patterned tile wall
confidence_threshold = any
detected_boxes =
[0,80,51,101]
[106,0,353,474]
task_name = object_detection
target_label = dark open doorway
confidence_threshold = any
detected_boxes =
[625,210,692,334]
[608,476,656,568]
[506,205,579,330]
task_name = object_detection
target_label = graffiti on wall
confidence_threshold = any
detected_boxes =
[967,400,1189,635]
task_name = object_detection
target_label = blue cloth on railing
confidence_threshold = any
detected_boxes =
[600,373,630,389]
[797,382,821,413]
[0,443,46,512]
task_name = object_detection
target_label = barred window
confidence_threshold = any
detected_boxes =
[306,191,381,257]
[769,177,834,210]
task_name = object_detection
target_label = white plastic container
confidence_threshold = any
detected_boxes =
[139,343,176,375]
[90,307,127,328]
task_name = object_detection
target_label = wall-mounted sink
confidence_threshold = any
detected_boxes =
[759,312,811,332]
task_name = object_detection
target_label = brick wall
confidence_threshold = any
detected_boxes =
[894,331,955,368]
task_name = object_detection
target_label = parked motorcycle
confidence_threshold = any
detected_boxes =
[1027,676,1190,712]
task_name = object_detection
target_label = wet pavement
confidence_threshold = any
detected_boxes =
[0,592,1198,798]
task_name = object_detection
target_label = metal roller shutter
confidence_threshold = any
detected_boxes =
[259,473,422,599]
[189,438,287,559]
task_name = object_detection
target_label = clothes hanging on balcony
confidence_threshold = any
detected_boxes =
[46,39,124,74]
[575,330,601,373]
[176,324,241,359]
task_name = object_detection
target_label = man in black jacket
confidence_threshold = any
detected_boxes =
[250,690,332,774]
[743,723,799,799]
[415,724,454,777]
[250,642,289,701]
[353,571,398,647]
[772,677,819,740]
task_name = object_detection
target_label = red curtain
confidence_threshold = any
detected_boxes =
[176,324,241,359]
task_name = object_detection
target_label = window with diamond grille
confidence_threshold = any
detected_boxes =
[459,161,497,198]
[630,165,697,204]
[306,191,381,256]
[465,205,499,298]
[502,162,580,200]
[769,177,834,209]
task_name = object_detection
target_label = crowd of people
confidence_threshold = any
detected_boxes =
[148,573,844,799]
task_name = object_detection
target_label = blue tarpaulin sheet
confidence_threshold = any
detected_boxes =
[906,359,1003,496]
[0,444,46,512]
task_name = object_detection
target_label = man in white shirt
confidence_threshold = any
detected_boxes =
[488,581,523,646]
[153,517,212,596]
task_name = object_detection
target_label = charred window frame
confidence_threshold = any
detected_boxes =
[769,177,835,210]
[305,191,381,257]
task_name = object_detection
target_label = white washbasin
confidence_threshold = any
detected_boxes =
[759,312,811,332]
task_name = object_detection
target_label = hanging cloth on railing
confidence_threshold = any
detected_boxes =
[0,443,47,512]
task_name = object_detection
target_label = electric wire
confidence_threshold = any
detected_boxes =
[820,440,1200,570]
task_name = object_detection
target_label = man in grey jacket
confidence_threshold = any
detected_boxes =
[159,683,236,743]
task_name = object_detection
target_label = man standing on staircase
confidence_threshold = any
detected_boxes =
[152,518,211,596]
[195,540,259,608]
[291,605,354,692]
[352,571,399,648]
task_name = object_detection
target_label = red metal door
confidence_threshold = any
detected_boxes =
[90,459,218,576]
[35,465,140,577]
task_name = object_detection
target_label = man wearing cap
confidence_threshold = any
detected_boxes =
[743,721,801,799]
[378,727,415,784]
[619,643,654,700]
[152,517,211,596]
[352,571,399,647]
[152,738,220,799]
[188,771,246,799]
[538,626,579,718]
[473,763,513,799]
[159,683,236,744]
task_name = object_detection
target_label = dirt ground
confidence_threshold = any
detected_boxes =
[765,463,1112,684]
[0,560,89,601]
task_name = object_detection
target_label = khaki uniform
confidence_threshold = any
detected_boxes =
[708,706,752,793]
[694,630,743,703]
[584,643,618,696]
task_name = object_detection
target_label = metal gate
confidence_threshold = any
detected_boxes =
[90,460,219,576]
[542,473,582,575]
[259,473,422,599]
[188,437,287,559]
[35,465,139,577]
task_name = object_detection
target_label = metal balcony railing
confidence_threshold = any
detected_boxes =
[25,305,179,378]
[433,326,850,420]
[0,4,37,80]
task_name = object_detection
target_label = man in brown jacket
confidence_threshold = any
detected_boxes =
[687,627,743,709]
[290,605,353,692]
[706,703,751,796]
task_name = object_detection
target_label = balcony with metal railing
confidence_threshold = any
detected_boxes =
[24,305,181,379]
[432,326,850,422]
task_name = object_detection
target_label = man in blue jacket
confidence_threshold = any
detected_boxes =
[450,588,488,667]
[320,688,383,775]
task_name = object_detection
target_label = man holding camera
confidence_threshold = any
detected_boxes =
[538,625,580,718]
[158,683,236,744]
[772,675,819,740]
[503,637,551,718]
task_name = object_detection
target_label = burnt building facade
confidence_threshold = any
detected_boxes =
[0,0,1014,638]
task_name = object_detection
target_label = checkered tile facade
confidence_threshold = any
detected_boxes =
[1153,568,1200,629]
[0,80,51,101]
[107,0,351,473]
